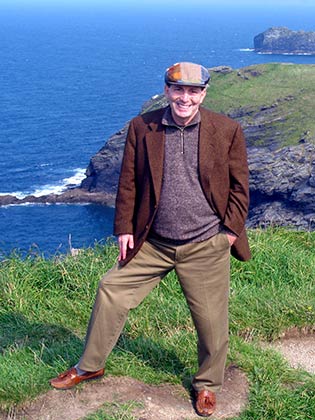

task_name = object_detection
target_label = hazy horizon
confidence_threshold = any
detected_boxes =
[1,0,315,10]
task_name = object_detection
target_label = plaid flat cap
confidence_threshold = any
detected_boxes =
[165,62,210,87]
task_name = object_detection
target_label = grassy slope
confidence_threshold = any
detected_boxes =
[0,229,314,419]
[203,63,315,147]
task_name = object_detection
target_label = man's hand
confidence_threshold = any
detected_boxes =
[226,233,237,246]
[118,234,134,261]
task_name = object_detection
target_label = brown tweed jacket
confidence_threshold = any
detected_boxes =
[114,106,251,266]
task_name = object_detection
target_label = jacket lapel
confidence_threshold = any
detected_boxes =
[199,108,217,191]
[145,121,165,202]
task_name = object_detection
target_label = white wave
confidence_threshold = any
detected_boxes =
[63,168,87,187]
[1,202,90,209]
[238,48,314,56]
[0,168,87,199]
[0,191,26,199]
[256,51,314,56]
[32,168,86,197]
[282,52,315,56]
[1,202,46,208]
[32,185,67,197]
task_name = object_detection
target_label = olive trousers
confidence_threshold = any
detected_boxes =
[78,232,231,392]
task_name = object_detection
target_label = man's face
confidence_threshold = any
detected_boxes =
[164,84,207,126]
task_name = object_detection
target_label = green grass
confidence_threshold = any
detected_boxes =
[203,63,315,147]
[0,229,314,419]
[83,401,143,420]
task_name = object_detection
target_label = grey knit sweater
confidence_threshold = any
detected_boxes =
[151,107,221,243]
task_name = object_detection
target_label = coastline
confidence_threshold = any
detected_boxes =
[0,188,116,208]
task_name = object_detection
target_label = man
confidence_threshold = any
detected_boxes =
[50,62,250,417]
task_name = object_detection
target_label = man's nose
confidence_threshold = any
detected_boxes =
[179,91,190,101]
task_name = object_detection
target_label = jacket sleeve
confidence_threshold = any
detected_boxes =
[113,119,137,236]
[223,123,250,236]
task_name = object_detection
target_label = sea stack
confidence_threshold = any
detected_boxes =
[254,27,315,55]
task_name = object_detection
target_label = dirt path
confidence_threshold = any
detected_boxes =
[6,366,248,420]
[268,333,315,374]
[3,335,314,420]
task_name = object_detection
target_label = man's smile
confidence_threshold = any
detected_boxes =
[164,84,207,126]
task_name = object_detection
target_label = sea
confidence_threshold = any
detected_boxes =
[1,2,315,257]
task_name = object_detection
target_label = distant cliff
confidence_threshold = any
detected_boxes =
[2,63,315,230]
[254,27,315,55]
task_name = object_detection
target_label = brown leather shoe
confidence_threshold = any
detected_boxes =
[195,389,216,417]
[50,367,104,390]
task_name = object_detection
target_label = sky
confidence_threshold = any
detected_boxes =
[1,0,314,22]
[1,0,315,8]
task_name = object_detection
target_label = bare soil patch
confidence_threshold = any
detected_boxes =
[268,332,315,375]
[3,366,248,420]
[3,334,314,420]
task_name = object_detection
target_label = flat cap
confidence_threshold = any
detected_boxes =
[165,62,210,87]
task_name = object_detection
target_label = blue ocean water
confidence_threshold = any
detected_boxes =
[1,3,315,256]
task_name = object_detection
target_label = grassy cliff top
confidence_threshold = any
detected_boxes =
[203,63,315,147]
[0,228,314,419]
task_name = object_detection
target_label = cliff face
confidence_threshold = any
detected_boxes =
[254,27,315,55]
[79,122,315,230]
[248,143,315,229]
[81,124,128,196]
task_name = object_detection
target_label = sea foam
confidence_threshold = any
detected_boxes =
[0,168,86,199]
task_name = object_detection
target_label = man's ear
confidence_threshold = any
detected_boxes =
[164,84,172,101]
[200,88,207,103]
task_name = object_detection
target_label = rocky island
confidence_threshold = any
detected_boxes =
[254,27,315,55]
[2,63,315,230]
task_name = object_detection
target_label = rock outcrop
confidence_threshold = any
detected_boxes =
[2,124,315,230]
[254,27,315,55]
[80,124,129,197]
[0,188,116,207]
[248,143,315,229]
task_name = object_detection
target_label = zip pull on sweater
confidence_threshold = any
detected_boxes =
[179,126,185,154]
